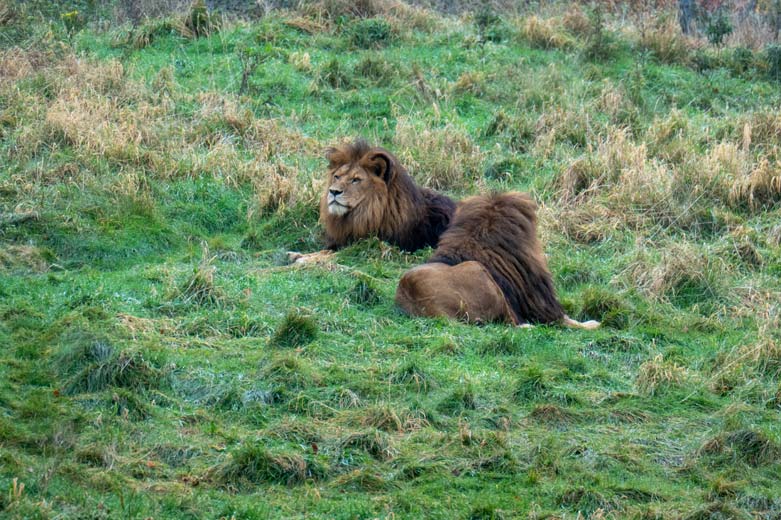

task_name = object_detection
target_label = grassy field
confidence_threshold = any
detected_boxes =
[2,1,781,518]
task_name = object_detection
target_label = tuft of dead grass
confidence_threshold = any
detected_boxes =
[635,354,688,396]
[357,403,429,433]
[8,55,314,196]
[561,4,590,37]
[252,162,301,216]
[734,331,781,378]
[528,403,575,425]
[331,468,396,492]
[452,71,486,96]
[739,110,781,151]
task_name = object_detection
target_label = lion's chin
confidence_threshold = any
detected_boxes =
[328,202,350,216]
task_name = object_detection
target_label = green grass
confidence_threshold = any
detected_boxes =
[2,2,781,518]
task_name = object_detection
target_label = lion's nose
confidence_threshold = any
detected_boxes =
[329,188,343,196]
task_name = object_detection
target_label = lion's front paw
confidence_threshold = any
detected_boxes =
[287,250,335,265]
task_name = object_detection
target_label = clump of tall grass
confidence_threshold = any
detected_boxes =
[635,354,688,396]
[261,354,321,392]
[517,15,572,50]
[339,429,397,461]
[730,157,781,210]
[252,162,301,216]
[269,309,318,349]
[356,403,429,433]
[346,271,381,307]
[310,0,388,20]
[297,0,440,34]
[437,382,479,415]
[347,17,396,49]
[394,116,485,191]
[527,403,576,425]
[58,337,168,395]
[581,4,620,62]
[624,241,730,307]
[699,428,780,467]
[212,443,327,487]
[561,4,590,37]
[354,55,403,86]
[512,365,552,402]
[176,245,225,306]
[388,357,437,392]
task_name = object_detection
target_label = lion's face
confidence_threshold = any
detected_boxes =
[322,150,393,219]
[324,163,378,216]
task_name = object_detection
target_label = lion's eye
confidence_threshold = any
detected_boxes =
[351,178,361,184]
[333,175,340,180]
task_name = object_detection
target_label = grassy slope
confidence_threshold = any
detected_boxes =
[1,4,781,519]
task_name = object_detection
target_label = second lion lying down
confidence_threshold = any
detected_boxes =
[395,192,599,329]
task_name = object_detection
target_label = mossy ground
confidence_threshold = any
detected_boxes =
[1,1,781,518]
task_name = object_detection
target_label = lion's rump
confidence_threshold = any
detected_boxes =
[428,192,565,324]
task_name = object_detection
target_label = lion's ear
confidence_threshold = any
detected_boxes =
[363,151,395,183]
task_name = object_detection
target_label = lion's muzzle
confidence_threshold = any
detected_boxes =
[327,193,350,216]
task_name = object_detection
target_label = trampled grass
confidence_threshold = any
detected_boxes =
[1,1,781,518]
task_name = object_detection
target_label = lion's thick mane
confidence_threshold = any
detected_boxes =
[427,192,565,325]
[320,139,456,252]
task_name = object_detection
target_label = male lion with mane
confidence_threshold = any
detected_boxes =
[395,192,599,329]
[320,139,456,251]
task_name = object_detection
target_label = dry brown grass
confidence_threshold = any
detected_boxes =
[452,71,486,96]
[561,4,590,37]
[251,162,306,216]
[393,116,485,191]
[517,15,573,50]
[727,12,776,50]
[117,313,176,339]
[623,241,728,304]
[296,0,442,33]
[596,81,637,127]
[733,327,781,377]
[555,128,671,213]
[730,158,781,210]
[633,14,691,64]
[636,354,688,396]
[0,49,38,82]
[0,245,50,273]
[740,111,781,151]
[3,54,317,218]
[548,202,624,244]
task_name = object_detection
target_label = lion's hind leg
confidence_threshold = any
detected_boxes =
[396,261,515,325]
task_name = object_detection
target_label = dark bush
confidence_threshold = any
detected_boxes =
[349,18,393,49]
[764,44,781,82]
